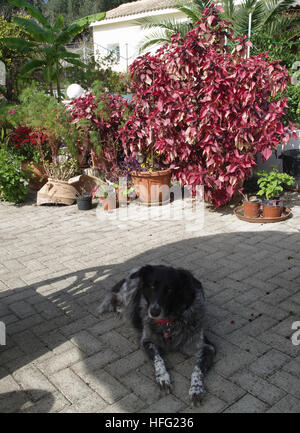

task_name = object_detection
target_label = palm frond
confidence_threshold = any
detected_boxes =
[138,29,174,53]
[261,0,298,27]
[221,0,236,20]
[136,16,191,32]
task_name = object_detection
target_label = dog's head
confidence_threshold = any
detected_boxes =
[131,265,195,320]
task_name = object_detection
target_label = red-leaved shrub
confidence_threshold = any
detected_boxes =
[9,126,49,161]
[120,5,293,207]
[69,92,130,180]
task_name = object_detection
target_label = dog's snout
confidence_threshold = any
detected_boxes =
[150,304,161,317]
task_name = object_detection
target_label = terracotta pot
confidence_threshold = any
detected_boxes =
[131,169,171,205]
[243,200,261,218]
[22,161,48,191]
[37,178,78,206]
[262,203,282,218]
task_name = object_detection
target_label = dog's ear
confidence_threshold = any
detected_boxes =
[130,265,153,280]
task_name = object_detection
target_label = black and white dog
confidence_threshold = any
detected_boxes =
[98,264,215,405]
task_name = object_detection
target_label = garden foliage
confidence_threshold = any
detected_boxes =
[0,130,30,203]
[121,5,293,207]
[69,89,130,181]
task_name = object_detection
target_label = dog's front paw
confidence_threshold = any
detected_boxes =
[189,384,206,406]
[156,371,171,394]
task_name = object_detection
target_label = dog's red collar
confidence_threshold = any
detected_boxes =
[154,318,171,325]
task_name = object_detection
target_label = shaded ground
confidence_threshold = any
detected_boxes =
[0,192,299,413]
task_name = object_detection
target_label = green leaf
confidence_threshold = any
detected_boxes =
[72,12,106,27]
[8,0,51,29]
[0,37,36,52]
[20,59,46,75]
[65,58,86,68]
[53,15,65,33]
[13,17,53,43]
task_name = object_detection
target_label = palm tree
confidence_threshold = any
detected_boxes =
[137,0,299,56]
[0,0,106,100]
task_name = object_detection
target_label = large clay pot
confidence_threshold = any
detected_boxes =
[22,161,48,191]
[37,178,78,206]
[131,169,171,205]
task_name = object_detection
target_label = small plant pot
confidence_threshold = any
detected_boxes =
[76,194,92,210]
[102,196,117,211]
[243,200,261,218]
[262,202,282,218]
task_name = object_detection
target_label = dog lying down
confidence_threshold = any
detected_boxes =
[98,264,216,405]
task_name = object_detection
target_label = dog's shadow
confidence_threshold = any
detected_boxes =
[0,230,299,412]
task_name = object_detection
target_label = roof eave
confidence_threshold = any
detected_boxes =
[90,7,180,27]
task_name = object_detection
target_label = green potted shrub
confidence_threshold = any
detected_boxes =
[256,167,295,218]
[0,129,30,203]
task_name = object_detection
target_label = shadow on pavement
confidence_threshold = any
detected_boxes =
[0,230,299,412]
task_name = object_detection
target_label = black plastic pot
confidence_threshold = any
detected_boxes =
[279,149,300,179]
[76,194,92,210]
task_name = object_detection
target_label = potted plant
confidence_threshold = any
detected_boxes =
[76,190,93,211]
[256,167,295,218]
[240,192,261,218]
[130,151,171,205]
[120,6,292,209]
[37,150,79,205]
[0,129,30,203]
[8,126,50,190]
[10,86,79,171]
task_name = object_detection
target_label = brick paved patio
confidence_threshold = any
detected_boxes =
[0,192,299,413]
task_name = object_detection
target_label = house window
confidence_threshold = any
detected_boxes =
[107,43,120,62]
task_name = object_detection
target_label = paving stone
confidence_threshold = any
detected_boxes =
[104,350,147,377]
[282,358,300,378]
[266,395,300,413]
[182,393,227,413]
[38,347,86,375]
[12,365,56,401]
[60,392,107,413]
[249,349,291,379]
[103,393,145,413]
[20,391,70,413]
[75,368,130,404]
[0,390,30,413]
[9,301,36,319]
[230,371,286,405]
[223,394,269,413]
[50,368,92,403]
[71,349,120,375]
[141,395,185,413]
[11,329,46,355]
[122,371,160,405]
[268,371,300,399]
[69,330,105,355]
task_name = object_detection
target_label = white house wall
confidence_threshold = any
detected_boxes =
[92,10,187,73]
